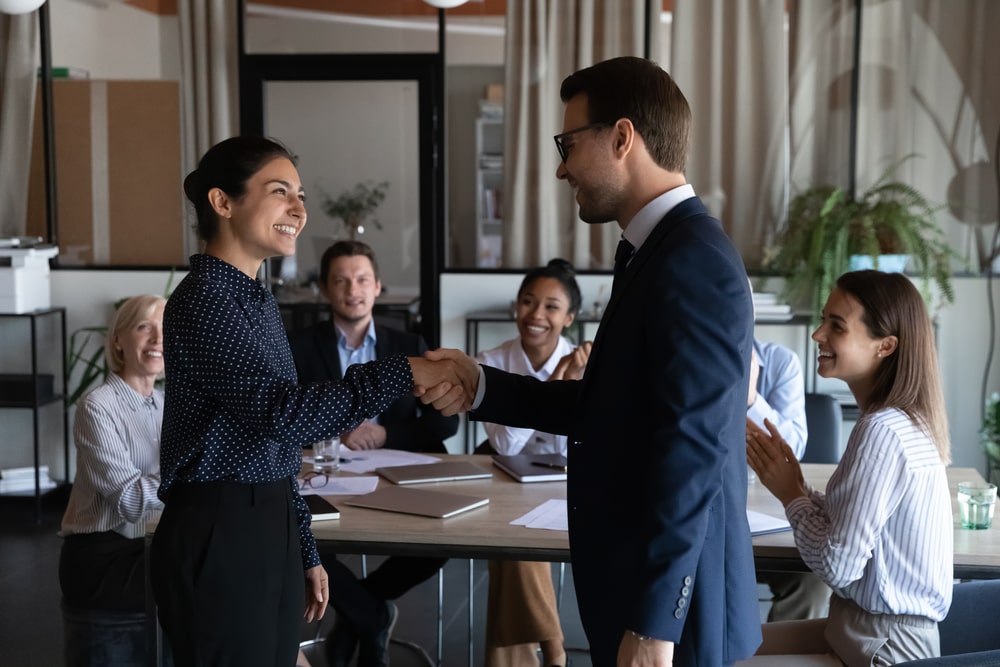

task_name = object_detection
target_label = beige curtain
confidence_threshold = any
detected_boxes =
[671,0,788,268]
[177,0,238,256]
[852,0,999,271]
[502,0,659,270]
[0,11,38,237]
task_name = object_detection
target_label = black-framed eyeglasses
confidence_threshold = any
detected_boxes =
[298,471,329,491]
[553,121,615,163]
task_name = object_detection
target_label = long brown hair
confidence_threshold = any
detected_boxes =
[836,270,950,463]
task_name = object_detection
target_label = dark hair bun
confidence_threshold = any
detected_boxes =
[182,168,204,206]
[546,258,576,277]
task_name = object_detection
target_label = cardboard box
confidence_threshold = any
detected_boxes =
[486,84,504,102]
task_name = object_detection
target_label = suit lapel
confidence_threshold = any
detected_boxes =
[581,197,710,390]
[316,320,344,380]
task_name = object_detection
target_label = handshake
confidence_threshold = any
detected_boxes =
[408,342,591,417]
[408,349,481,417]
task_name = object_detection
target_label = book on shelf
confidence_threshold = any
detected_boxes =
[479,154,503,170]
[478,100,503,118]
[37,66,89,79]
[482,188,502,220]
[752,292,779,305]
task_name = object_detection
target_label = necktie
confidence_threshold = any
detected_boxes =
[613,238,635,279]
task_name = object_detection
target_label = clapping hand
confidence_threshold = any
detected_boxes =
[746,417,808,506]
[550,341,592,381]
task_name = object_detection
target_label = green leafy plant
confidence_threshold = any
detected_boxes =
[984,392,1000,468]
[318,180,390,240]
[764,156,961,319]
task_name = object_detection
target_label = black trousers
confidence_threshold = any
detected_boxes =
[150,480,303,667]
[321,552,446,634]
[60,532,146,613]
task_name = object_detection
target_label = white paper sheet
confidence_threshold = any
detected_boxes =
[298,476,380,496]
[327,449,441,475]
[747,509,792,536]
[511,498,568,531]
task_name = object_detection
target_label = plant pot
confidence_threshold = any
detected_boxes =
[848,254,910,273]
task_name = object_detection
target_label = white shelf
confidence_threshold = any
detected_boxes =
[476,115,504,268]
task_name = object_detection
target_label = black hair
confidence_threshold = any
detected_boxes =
[319,240,380,285]
[183,136,296,242]
[518,258,582,316]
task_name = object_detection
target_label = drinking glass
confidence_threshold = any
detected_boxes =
[313,437,341,472]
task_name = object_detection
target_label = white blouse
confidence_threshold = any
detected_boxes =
[475,336,576,455]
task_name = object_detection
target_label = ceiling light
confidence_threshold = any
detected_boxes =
[423,0,469,8]
[0,0,46,14]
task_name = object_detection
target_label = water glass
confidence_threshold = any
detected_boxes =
[957,481,996,530]
[313,437,341,472]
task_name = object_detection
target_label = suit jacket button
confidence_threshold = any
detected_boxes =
[674,609,684,619]
[681,586,690,597]
[677,598,687,608]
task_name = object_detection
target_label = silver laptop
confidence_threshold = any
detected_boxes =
[376,460,493,485]
[343,485,489,519]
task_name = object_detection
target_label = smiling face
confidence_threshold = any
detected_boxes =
[208,156,306,275]
[812,287,894,402]
[554,93,625,225]
[321,253,382,326]
[115,300,165,383]
[516,276,576,363]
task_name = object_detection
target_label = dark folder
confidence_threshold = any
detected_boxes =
[492,454,568,483]
[304,494,340,521]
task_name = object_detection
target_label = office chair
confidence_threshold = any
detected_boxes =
[801,393,843,464]
[894,579,1000,665]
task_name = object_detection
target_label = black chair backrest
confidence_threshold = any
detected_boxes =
[801,392,843,464]
[940,580,1000,655]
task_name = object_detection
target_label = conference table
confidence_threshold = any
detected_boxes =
[309,455,1000,579]
[147,456,1000,667]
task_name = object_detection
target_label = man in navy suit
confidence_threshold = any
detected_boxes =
[289,240,457,667]
[424,57,761,666]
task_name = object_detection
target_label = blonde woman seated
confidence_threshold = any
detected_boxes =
[741,271,953,666]
[476,259,591,667]
[60,294,166,614]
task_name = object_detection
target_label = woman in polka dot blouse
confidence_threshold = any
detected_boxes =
[149,136,462,666]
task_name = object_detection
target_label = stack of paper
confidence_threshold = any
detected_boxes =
[752,292,794,322]
[0,465,57,495]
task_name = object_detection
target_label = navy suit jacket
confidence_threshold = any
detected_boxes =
[287,321,457,453]
[474,197,761,666]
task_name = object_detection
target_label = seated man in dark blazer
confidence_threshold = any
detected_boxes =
[289,240,458,667]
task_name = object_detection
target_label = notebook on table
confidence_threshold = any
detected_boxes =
[375,460,493,485]
[304,494,340,521]
[343,485,489,519]
[492,454,568,483]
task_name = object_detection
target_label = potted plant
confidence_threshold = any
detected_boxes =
[318,180,390,240]
[764,157,960,318]
[983,392,1000,484]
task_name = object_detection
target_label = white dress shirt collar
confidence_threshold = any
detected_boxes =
[622,184,696,253]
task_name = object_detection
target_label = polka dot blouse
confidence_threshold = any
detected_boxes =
[159,254,414,569]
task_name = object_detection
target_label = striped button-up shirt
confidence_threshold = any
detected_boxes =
[61,373,164,539]
[786,407,953,621]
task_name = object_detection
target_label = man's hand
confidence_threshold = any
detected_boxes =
[410,348,480,416]
[550,341,592,381]
[341,420,387,450]
[303,564,328,623]
[747,347,760,408]
[617,631,673,666]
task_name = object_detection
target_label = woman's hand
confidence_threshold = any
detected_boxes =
[303,564,329,623]
[746,417,808,506]
[550,341,592,381]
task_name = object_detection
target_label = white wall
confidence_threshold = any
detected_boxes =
[51,0,176,80]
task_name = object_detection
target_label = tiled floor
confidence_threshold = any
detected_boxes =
[0,487,592,667]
